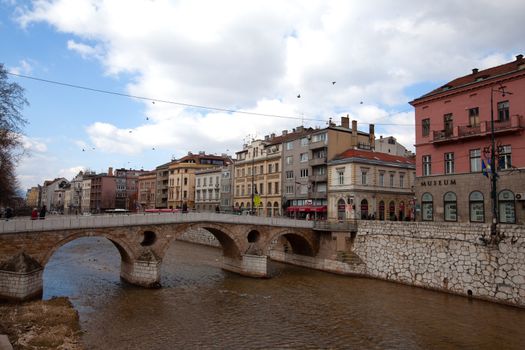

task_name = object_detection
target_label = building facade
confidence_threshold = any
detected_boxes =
[155,162,171,209]
[327,149,416,221]
[283,117,376,219]
[219,163,234,212]
[138,171,156,210]
[195,167,222,212]
[410,54,525,224]
[167,152,230,209]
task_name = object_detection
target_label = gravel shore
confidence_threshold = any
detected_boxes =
[0,297,83,350]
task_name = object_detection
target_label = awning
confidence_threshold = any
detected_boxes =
[286,205,327,212]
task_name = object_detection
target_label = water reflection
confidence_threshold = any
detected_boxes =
[44,237,525,349]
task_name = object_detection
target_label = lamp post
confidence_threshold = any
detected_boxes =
[489,84,512,236]
[251,146,255,215]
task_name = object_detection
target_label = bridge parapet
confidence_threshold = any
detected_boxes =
[0,213,313,234]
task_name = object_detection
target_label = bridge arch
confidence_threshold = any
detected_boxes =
[41,229,136,267]
[265,228,318,257]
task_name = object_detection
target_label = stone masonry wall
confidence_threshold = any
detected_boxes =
[353,221,525,306]
[0,269,43,301]
[178,227,220,247]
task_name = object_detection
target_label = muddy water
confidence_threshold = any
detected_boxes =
[43,237,525,349]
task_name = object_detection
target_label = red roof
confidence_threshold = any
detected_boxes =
[413,54,525,102]
[333,149,415,165]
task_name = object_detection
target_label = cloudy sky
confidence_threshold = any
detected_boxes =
[1,0,523,190]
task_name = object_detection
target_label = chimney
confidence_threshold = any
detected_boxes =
[108,167,113,177]
[517,54,524,61]
[282,130,288,135]
[341,115,350,129]
[296,126,304,132]
[472,68,479,74]
[351,120,357,147]
[265,135,270,141]
[271,133,275,139]
[369,124,375,150]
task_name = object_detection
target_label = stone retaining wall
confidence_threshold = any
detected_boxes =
[178,227,220,247]
[353,221,525,306]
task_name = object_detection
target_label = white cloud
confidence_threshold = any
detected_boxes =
[12,0,525,183]
[9,59,33,75]
[21,136,48,153]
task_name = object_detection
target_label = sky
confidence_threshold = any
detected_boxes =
[1,0,524,191]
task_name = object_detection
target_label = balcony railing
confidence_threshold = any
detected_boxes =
[310,174,327,183]
[431,115,523,144]
[309,157,326,167]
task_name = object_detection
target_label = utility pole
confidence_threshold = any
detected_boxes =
[489,84,512,236]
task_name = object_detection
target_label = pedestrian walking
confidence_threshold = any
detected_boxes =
[5,207,13,221]
[31,208,38,220]
[39,205,47,220]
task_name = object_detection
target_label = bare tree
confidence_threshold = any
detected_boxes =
[0,64,29,206]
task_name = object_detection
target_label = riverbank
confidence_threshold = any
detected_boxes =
[0,297,83,350]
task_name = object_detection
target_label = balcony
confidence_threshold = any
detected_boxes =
[430,115,523,144]
[309,157,326,167]
[310,174,327,183]
[309,140,327,150]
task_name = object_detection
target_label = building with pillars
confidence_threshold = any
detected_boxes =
[328,149,416,221]
[410,54,525,224]
[167,152,230,209]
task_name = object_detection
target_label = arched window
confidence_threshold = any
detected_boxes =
[266,202,272,217]
[361,199,369,219]
[444,192,457,221]
[498,190,516,223]
[273,201,279,217]
[421,193,433,221]
[337,198,346,220]
[469,191,484,222]
[399,201,405,221]
[379,200,385,220]
[388,201,395,220]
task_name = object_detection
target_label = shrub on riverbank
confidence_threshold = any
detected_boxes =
[0,297,83,349]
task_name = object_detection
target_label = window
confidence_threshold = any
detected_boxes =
[444,152,454,174]
[317,183,327,192]
[259,183,264,195]
[286,141,293,150]
[498,145,512,170]
[286,156,293,165]
[300,185,308,194]
[260,165,264,174]
[361,170,368,185]
[300,169,309,178]
[300,152,308,162]
[399,174,405,188]
[423,155,431,176]
[379,172,384,186]
[197,179,201,187]
[337,169,344,185]
[268,164,273,173]
[301,137,309,146]
[444,192,457,221]
[497,101,509,121]
[286,171,294,179]
[268,182,272,195]
[389,173,394,187]
[468,107,479,127]
[422,118,430,137]
[274,182,279,194]
[315,166,326,175]
[470,149,481,172]
[184,178,188,185]
[312,133,327,142]
[469,191,484,222]
[444,113,453,136]
[285,185,294,194]
[421,193,433,221]
[498,190,515,223]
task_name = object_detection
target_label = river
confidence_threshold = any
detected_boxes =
[43,237,525,349]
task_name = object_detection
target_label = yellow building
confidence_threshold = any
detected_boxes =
[168,152,230,209]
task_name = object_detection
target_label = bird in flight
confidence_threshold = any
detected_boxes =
[297,94,301,98]
[332,81,336,85]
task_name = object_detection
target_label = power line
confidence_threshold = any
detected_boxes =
[7,71,416,127]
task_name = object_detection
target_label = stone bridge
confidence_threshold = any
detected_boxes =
[0,213,318,301]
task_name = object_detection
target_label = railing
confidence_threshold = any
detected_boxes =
[308,157,326,167]
[0,212,314,234]
[313,220,357,232]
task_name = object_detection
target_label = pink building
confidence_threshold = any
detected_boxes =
[410,54,525,224]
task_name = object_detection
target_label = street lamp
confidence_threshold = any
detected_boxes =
[489,84,512,235]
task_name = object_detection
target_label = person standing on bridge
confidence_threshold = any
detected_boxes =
[31,208,38,220]
[39,205,47,220]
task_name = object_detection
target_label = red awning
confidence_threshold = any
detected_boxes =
[286,206,327,212]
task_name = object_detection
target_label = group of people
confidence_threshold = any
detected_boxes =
[31,205,47,220]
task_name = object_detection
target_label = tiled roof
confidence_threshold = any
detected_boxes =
[333,149,415,166]
[413,54,525,102]
[265,127,315,146]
